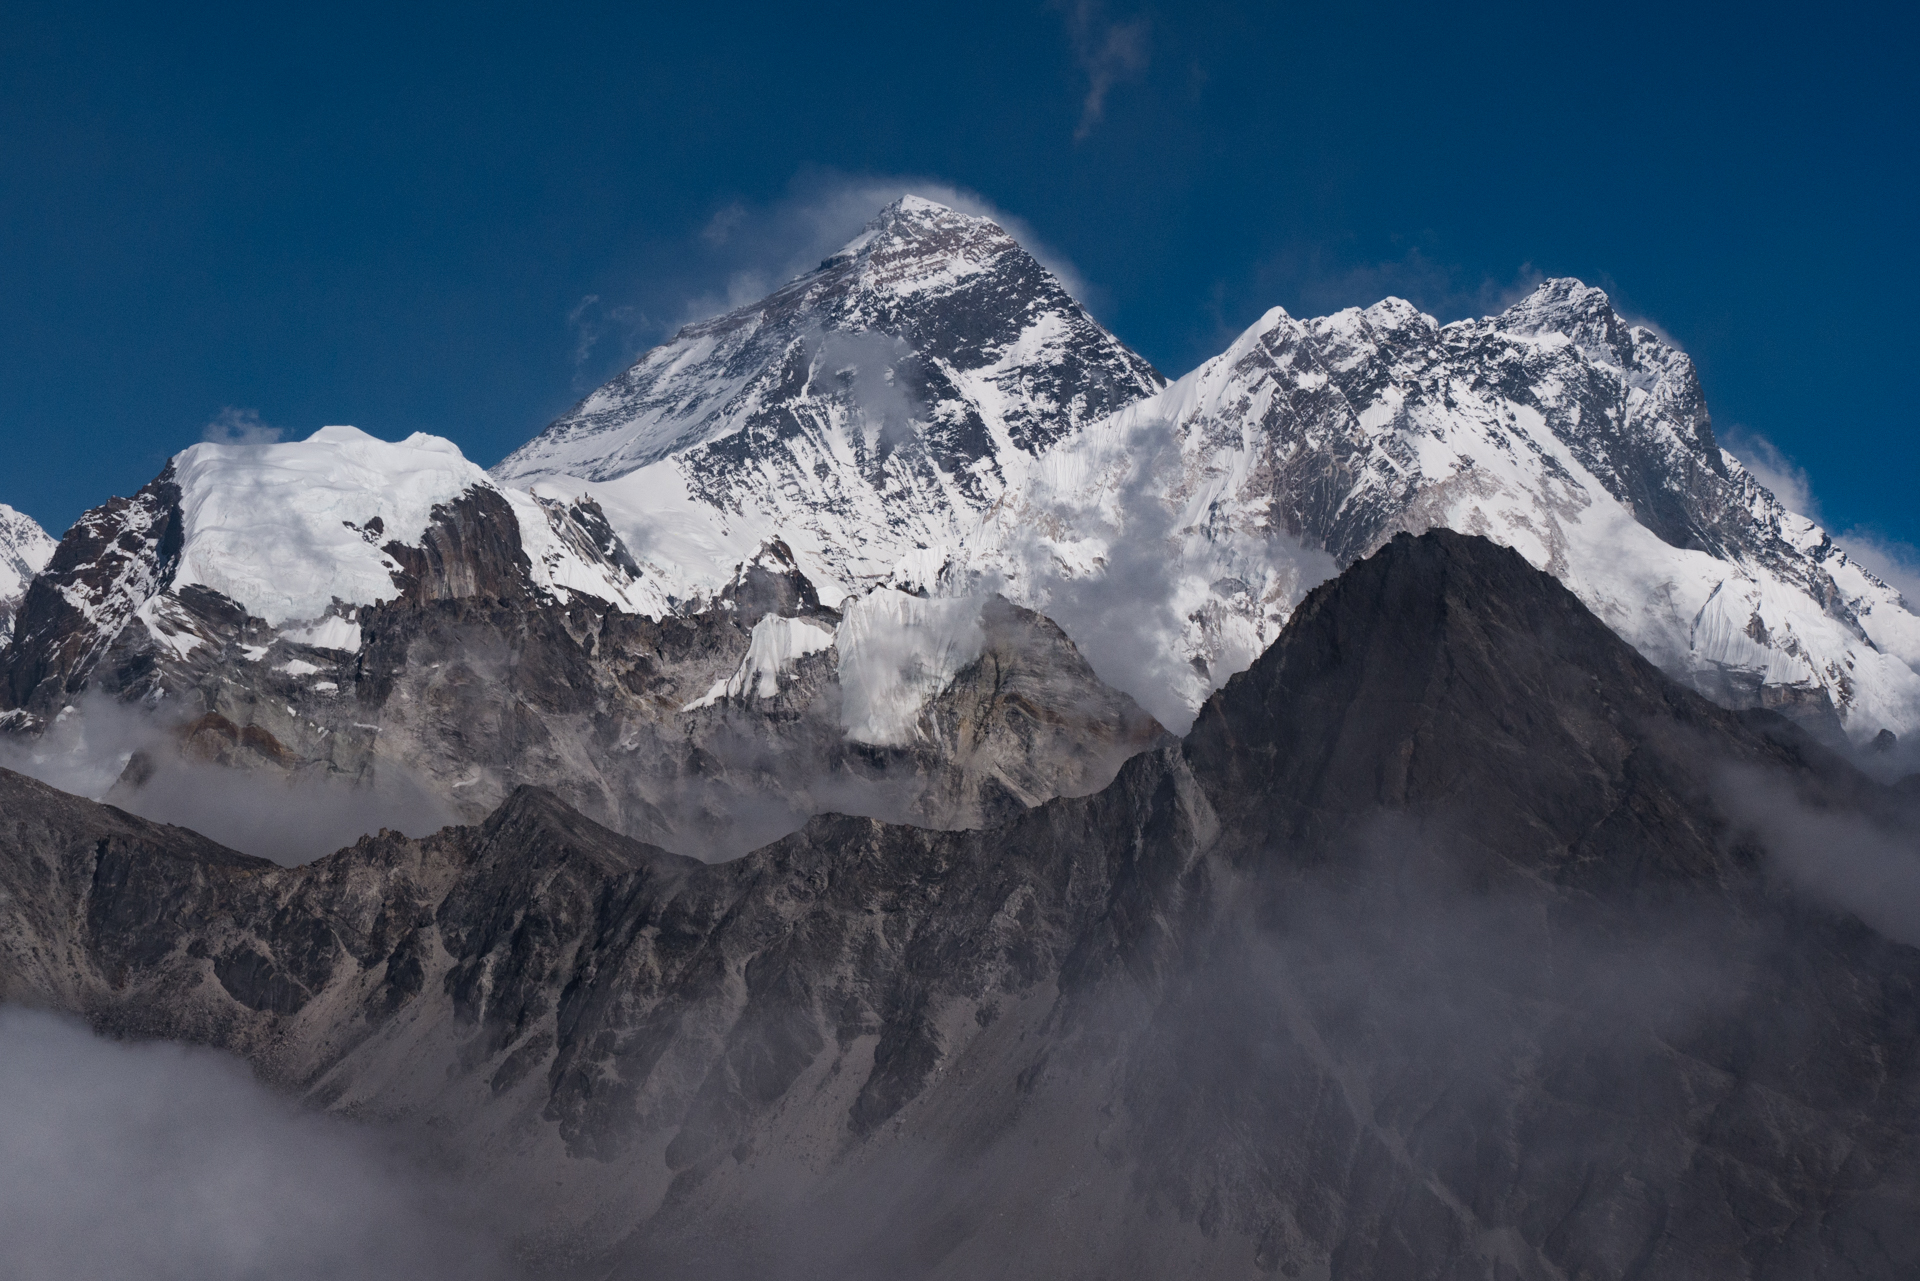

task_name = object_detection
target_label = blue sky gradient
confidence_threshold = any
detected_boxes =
[1,1,1913,560]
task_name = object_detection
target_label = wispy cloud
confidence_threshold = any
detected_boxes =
[566,294,648,390]
[582,171,1102,366]
[0,1008,517,1281]
[1052,1,1151,141]
[1720,425,1920,607]
[1832,528,1920,607]
[200,407,282,446]
[1719,426,1816,516]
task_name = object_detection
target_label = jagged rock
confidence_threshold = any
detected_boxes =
[1,428,1158,857]
[968,281,1920,738]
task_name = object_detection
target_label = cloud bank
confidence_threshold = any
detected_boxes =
[0,1008,517,1281]
[0,696,454,865]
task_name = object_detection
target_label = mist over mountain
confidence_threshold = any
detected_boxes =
[4,531,1918,1279]
[1,199,1918,1279]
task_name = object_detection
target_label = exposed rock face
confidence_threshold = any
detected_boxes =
[5,532,1916,1279]
[972,280,1920,738]
[490,202,1920,743]
[494,195,1166,600]
[2,467,184,716]
[1,489,1157,858]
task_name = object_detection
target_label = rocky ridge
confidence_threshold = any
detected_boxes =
[0,467,1156,858]
[6,200,1918,865]
[4,531,1917,1279]
[485,201,1920,742]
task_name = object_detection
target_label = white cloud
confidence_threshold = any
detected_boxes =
[1720,425,1817,517]
[200,407,283,446]
[0,1008,515,1281]
[1052,1,1151,141]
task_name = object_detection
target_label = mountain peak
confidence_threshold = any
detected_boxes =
[0,503,57,643]
[494,200,1163,602]
[879,192,958,220]
[1489,276,1643,364]
[819,195,1001,271]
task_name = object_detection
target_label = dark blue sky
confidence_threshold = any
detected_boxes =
[2,1,1914,561]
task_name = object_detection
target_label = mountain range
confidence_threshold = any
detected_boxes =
[2,197,1914,864]
[0,196,1917,1278]
[4,530,1916,1278]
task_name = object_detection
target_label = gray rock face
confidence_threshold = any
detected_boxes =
[5,531,1916,1278]
[1,467,183,717]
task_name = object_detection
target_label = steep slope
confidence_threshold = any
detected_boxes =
[970,280,1920,739]
[0,502,56,644]
[494,195,1164,602]
[6,531,1917,1279]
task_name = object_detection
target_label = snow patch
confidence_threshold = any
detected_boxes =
[170,426,484,626]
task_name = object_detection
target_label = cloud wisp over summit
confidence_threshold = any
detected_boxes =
[563,173,1105,392]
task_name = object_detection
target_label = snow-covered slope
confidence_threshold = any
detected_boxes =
[169,425,665,625]
[1,426,665,718]
[0,504,56,643]
[968,281,1920,740]
[495,195,1163,603]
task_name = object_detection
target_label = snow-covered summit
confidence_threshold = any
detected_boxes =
[494,196,1163,602]
[0,503,56,642]
[966,279,1920,740]
[0,426,670,718]
[169,425,662,626]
